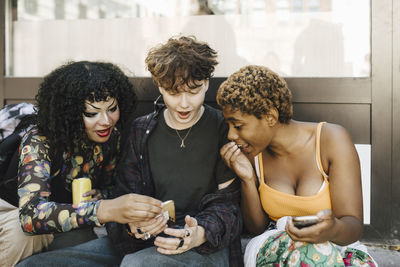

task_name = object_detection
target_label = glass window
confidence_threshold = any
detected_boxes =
[6,0,370,77]
[293,0,304,12]
[308,0,320,12]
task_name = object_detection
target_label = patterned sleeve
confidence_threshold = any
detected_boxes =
[18,129,102,235]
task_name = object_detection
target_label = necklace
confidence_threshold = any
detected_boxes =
[175,127,192,148]
[165,106,204,148]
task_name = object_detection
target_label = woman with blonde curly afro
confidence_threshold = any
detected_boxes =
[217,65,376,266]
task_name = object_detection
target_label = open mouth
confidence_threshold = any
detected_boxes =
[177,111,191,120]
[96,128,111,137]
[236,143,250,153]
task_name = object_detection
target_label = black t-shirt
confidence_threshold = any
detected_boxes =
[148,105,235,225]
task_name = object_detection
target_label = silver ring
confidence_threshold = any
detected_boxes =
[143,232,151,240]
[137,227,143,234]
[184,229,190,237]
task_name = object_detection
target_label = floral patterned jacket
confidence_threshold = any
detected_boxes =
[18,126,119,234]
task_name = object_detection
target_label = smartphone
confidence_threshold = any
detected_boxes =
[158,200,178,238]
[292,215,319,229]
[162,200,175,223]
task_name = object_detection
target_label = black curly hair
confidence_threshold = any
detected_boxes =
[35,61,137,152]
[217,65,292,123]
[145,35,218,92]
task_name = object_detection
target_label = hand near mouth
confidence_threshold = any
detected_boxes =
[220,142,257,184]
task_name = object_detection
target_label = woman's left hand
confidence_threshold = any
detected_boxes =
[154,215,206,255]
[83,189,103,201]
[285,209,336,244]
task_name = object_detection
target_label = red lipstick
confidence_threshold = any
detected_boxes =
[96,128,111,137]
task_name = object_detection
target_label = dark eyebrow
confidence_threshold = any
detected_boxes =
[87,102,100,110]
[86,99,116,110]
[107,99,116,108]
[225,117,242,123]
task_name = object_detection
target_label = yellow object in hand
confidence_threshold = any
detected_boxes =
[72,178,92,205]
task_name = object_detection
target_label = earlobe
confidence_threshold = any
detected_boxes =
[267,108,279,127]
[158,87,165,95]
[204,80,209,92]
[267,117,276,127]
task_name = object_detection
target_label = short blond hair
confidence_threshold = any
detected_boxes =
[217,65,292,123]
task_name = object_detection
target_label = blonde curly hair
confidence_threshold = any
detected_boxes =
[216,65,293,123]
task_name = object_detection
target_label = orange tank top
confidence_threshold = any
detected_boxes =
[257,122,332,221]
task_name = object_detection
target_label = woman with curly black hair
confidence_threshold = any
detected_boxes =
[34,61,136,153]
[0,61,164,266]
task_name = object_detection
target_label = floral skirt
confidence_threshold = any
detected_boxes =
[256,231,376,267]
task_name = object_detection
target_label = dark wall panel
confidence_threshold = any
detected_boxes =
[3,77,371,145]
[293,103,370,144]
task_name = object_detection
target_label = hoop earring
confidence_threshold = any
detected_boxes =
[153,95,162,106]
[153,95,164,112]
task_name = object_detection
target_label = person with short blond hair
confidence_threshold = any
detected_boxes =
[218,65,376,266]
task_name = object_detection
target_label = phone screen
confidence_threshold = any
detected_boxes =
[292,215,319,229]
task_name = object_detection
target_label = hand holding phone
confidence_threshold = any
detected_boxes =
[157,200,178,238]
[292,215,319,229]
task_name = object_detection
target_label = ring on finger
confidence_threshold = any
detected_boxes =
[137,227,143,234]
[176,237,184,249]
[184,229,190,237]
[143,232,151,240]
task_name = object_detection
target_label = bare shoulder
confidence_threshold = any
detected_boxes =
[296,121,351,144]
[319,122,358,162]
[320,122,353,145]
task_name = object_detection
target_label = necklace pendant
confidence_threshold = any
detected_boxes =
[180,140,185,148]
